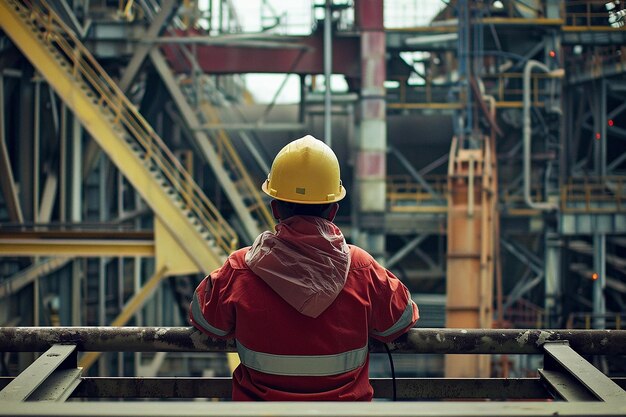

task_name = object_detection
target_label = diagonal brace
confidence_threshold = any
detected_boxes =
[541,341,626,402]
[0,344,81,402]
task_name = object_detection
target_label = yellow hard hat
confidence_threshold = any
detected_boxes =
[262,135,346,204]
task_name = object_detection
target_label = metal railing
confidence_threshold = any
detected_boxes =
[564,0,622,28]
[501,184,553,215]
[561,176,626,213]
[2,326,623,357]
[388,72,557,110]
[567,312,626,330]
[387,176,626,216]
[10,0,238,253]
[0,327,625,408]
[387,175,448,212]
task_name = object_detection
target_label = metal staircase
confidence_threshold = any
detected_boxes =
[150,48,274,243]
[179,75,275,235]
[0,0,237,273]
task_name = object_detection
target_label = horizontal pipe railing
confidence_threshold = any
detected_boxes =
[0,327,624,355]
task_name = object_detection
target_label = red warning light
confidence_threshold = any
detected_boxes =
[549,50,556,58]
[608,119,614,127]
[595,132,601,140]
[592,272,599,280]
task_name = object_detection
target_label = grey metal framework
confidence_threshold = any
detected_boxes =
[0,327,625,412]
[1,0,626,401]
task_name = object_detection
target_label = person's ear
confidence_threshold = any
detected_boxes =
[270,200,281,221]
[327,203,339,222]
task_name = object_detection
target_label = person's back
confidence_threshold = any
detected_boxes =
[189,135,419,400]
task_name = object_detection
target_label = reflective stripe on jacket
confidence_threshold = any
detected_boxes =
[189,244,419,401]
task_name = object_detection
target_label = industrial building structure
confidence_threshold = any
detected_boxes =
[0,0,625,414]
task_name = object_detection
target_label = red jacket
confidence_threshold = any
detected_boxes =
[189,216,419,401]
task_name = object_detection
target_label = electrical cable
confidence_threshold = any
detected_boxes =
[384,343,397,401]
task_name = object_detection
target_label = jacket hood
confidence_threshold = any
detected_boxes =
[244,215,350,318]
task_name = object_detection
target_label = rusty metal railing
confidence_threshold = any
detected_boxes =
[561,176,626,213]
[388,175,626,215]
[0,327,625,406]
[388,72,557,110]
[1,327,624,355]
[567,312,626,330]
[387,175,448,213]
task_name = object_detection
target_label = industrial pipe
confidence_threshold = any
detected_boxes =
[0,327,624,355]
[523,59,562,211]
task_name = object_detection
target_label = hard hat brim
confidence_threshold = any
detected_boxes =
[262,180,346,204]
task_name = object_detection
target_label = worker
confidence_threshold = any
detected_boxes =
[189,135,419,401]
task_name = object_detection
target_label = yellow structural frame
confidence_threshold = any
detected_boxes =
[0,238,154,257]
[0,1,228,274]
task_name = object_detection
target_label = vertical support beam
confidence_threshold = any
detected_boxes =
[33,273,39,327]
[71,260,81,326]
[32,76,42,328]
[354,0,386,260]
[19,68,34,222]
[594,79,607,177]
[323,0,332,146]
[133,254,143,376]
[59,104,67,223]
[71,115,82,327]
[456,0,471,142]
[545,233,561,327]
[542,21,563,329]
[593,234,606,329]
[70,117,82,224]
[33,76,41,224]
[592,78,606,330]
[98,258,106,327]
[38,174,58,223]
[0,74,24,223]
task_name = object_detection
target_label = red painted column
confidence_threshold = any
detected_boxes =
[353,0,387,259]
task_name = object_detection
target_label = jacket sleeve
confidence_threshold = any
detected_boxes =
[188,261,236,340]
[368,260,419,343]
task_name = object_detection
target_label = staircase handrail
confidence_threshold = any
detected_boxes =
[183,76,274,231]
